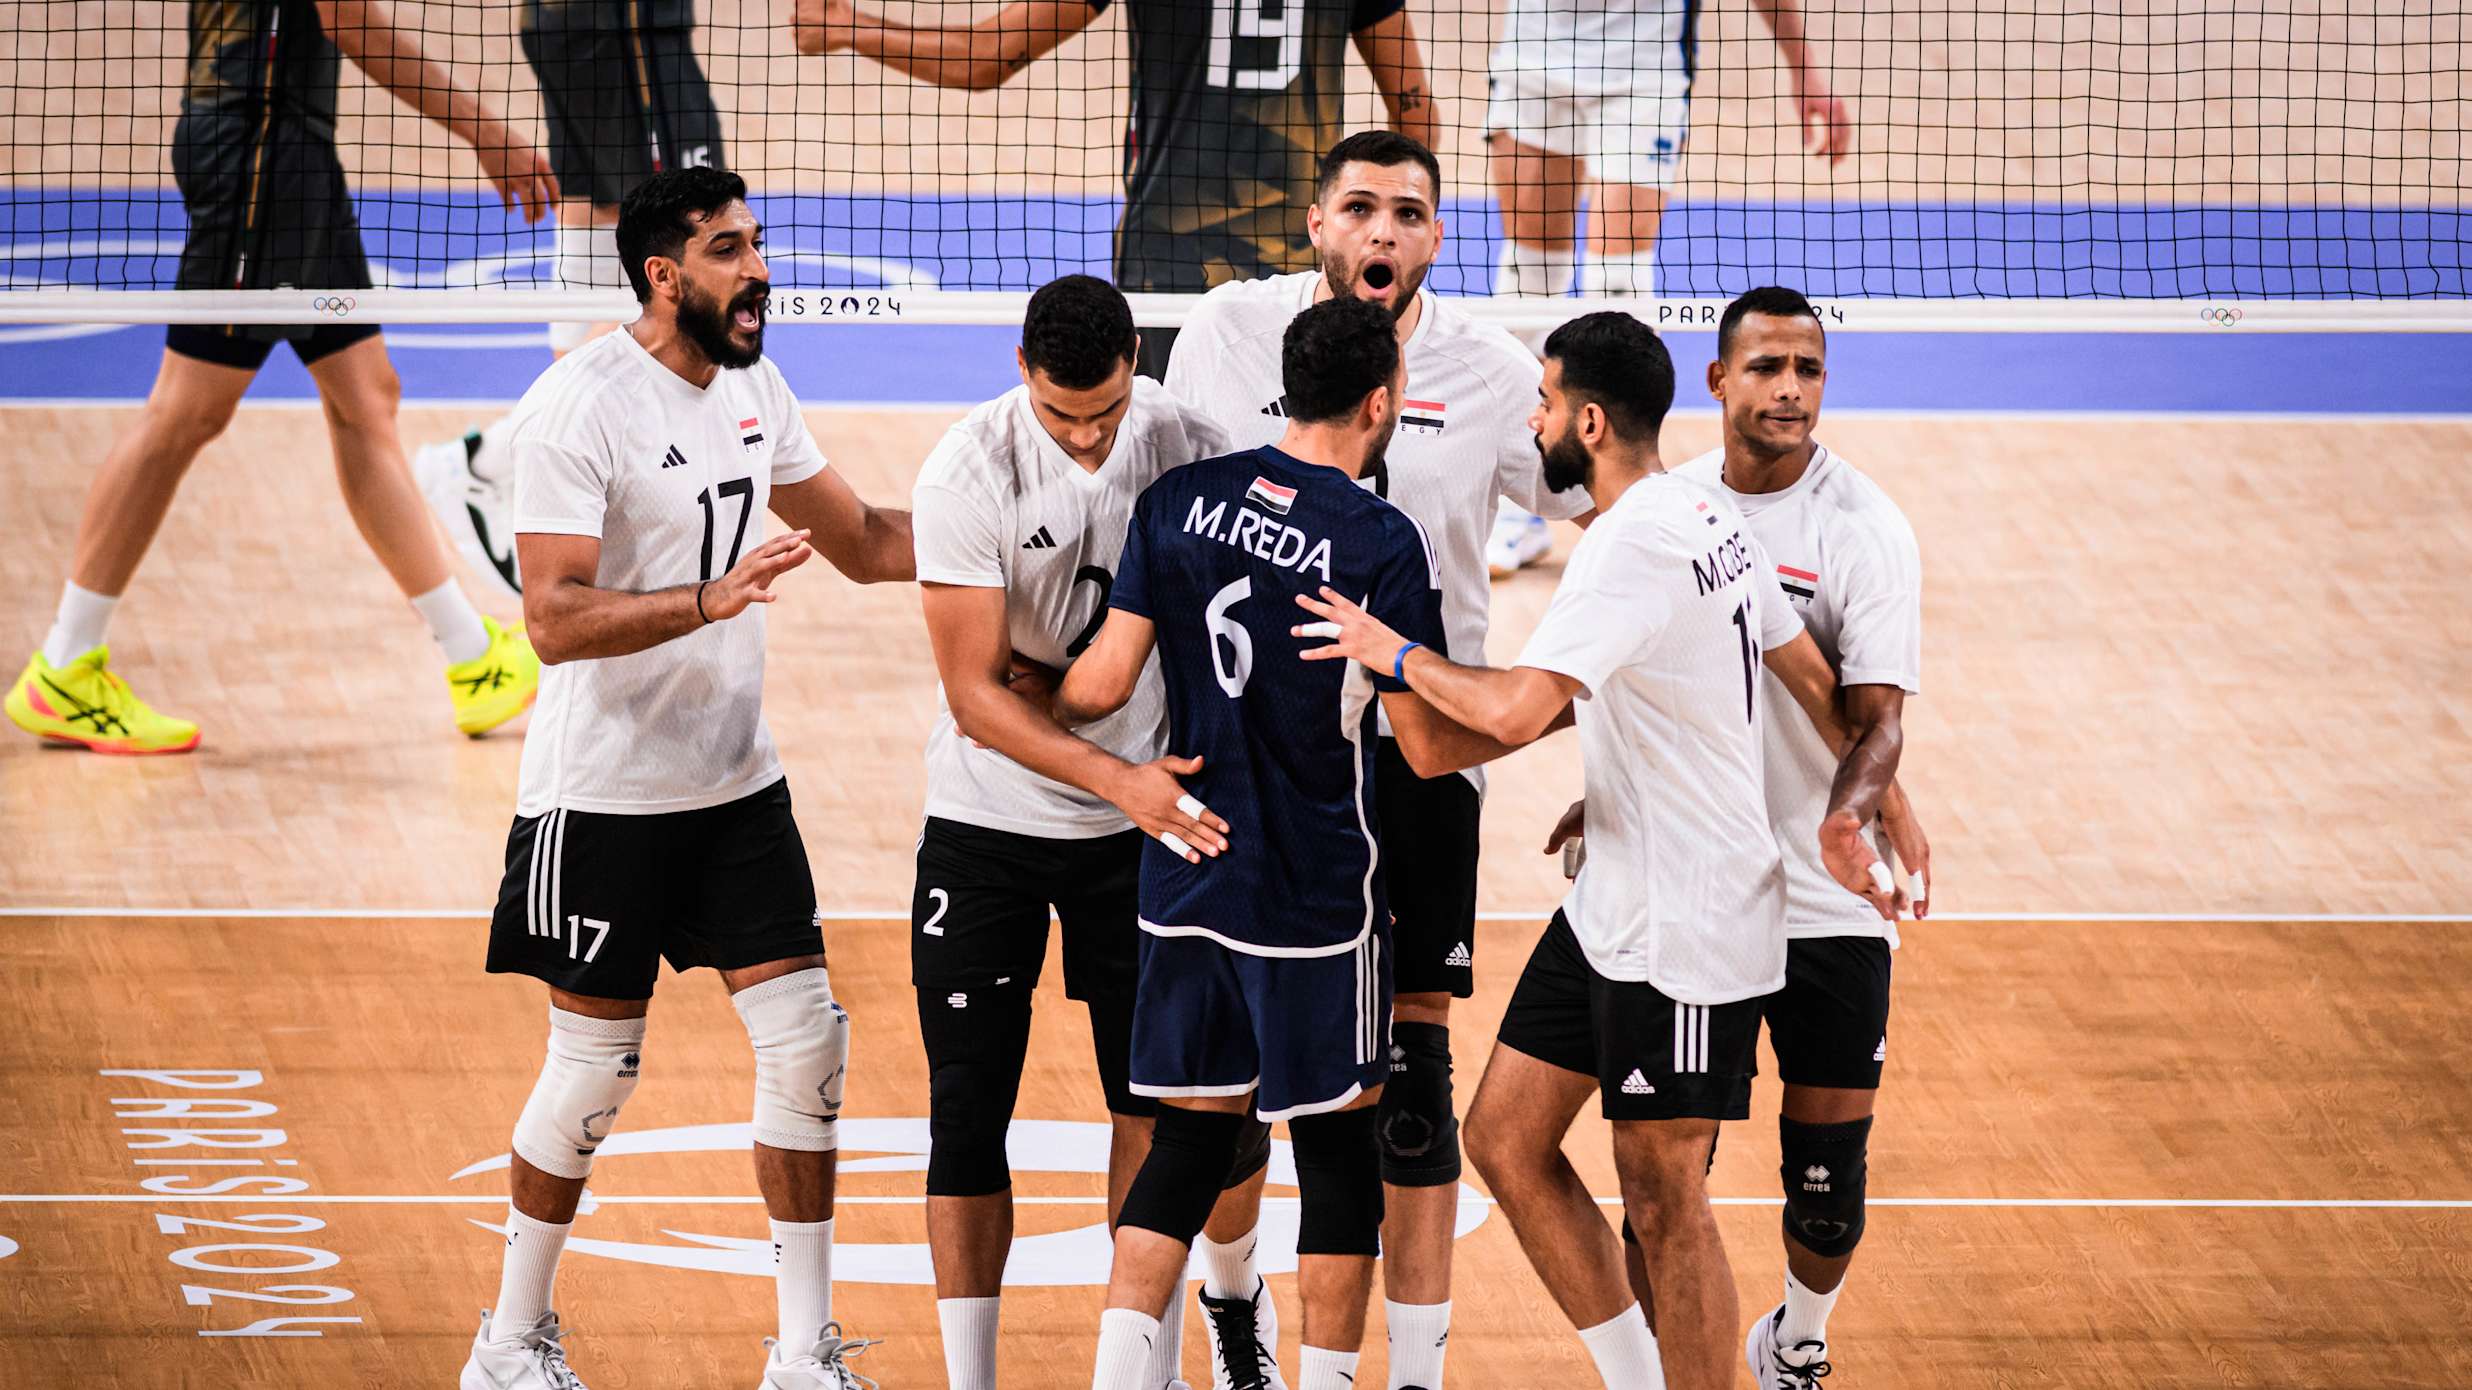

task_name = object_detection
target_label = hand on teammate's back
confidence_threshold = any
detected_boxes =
[703,530,815,622]
[791,0,857,56]
[1542,799,1585,856]
[1820,810,1897,921]
[1290,586,1410,674]
[1102,755,1230,864]
[471,119,560,222]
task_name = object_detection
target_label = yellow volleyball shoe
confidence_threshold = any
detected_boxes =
[6,646,201,755]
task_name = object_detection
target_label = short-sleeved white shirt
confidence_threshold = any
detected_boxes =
[912,377,1233,838]
[1675,443,1923,942]
[1515,473,1802,1003]
[508,330,826,817]
[1164,272,1591,788]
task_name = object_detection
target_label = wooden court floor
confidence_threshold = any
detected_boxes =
[5,400,2472,1386]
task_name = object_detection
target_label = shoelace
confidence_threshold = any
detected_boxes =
[784,1324,881,1390]
[525,1320,588,1390]
[1770,1341,1832,1389]
[1201,1290,1277,1390]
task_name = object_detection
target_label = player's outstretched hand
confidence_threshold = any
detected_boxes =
[1796,72,1854,163]
[1292,587,1409,672]
[702,529,814,621]
[1543,798,1585,855]
[472,120,560,222]
[1821,809,1896,921]
[1103,755,1231,864]
[1877,782,1932,919]
[792,0,858,55]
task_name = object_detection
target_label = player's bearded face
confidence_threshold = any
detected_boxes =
[1312,164,1443,322]
[1537,416,1593,494]
[679,273,767,369]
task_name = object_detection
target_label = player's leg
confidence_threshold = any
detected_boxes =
[1194,1123,1280,1390]
[1481,71,1581,578]
[1577,91,1687,297]
[6,338,258,754]
[469,804,668,1389]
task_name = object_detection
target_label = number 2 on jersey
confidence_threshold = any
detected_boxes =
[698,478,754,581]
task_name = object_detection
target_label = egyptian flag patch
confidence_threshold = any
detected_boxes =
[1696,500,1719,526]
[1400,399,1447,435]
[739,416,765,452]
[1245,476,1297,515]
[1778,564,1819,600]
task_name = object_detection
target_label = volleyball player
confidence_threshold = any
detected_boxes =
[1480,0,1851,577]
[463,167,912,1390]
[1162,129,1588,1390]
[5,0,557,754]
[791,0,1440,378]
[1292,312,1894,1390]
[909,274,1247,1390]
[1670,286,1930,1390]
[415,0,729,602]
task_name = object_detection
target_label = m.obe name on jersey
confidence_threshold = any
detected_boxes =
[1694,530,1756,595]
[1184,492,1337,581]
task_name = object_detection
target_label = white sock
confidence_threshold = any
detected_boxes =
[772,1217,834,1354]
[1194,1226,1261,1300]
[411,579,492,664]
[1496,239,1578,298]
[1580,250,1657,297]
[490,1207,571,1340]
[1777,1268,1842,1349]
[937,1295,1000,1390]
[1148,1278,1187,1388]
[1576,1304,1665,1390]
[1299,1345,1359,1390]
[1092,1307,1161,1390]
[42,582,118,668]
[1386,1299,1451,1389]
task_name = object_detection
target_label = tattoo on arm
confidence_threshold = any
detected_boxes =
[1397,84,1426,113]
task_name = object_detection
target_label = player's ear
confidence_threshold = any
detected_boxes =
[1706,357,1727,400]
[1015,345,1032,387]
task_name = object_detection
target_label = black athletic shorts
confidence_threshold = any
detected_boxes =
[486,778,820,998]
[1499,911,1762,1122]
[522,17,725,207]
[167,108,380,369]
[1762,935,1893,1091]
[1374,738,1481,998]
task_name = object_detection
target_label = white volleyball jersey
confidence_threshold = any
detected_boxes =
[1675,443,1923,943]
[913,377,1233,838]
[1492,0,1694,100]
[508,329,826,817]
[1164,271,1591,789]
[1515,473,1801,1004]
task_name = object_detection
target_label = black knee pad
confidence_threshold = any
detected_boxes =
[1378,1021,1461,1188]
[1779,1115,1871,1259]
[1225,1115,1272,1188]
[1287,1106,1385,1256]
[1118,1105,1248,1244]
[920,986,1032,1197]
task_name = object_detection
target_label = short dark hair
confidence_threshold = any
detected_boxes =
[1281,297,1401,426]
[1316,130,1442,204]
[1716,285,1825,364]
[1020,275,1137,389]
[1541,311,1675,440]
[616,167,751,303]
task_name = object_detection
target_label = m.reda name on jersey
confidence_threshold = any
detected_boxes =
[1182,496,1337,581]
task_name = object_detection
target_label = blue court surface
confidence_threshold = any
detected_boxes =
[4,191,2467,412]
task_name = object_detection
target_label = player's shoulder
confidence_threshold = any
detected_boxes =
[1806,444,1920,550]
[914,389,1025,496]
[1125,375,1237,459]
[1668,445,1726,486]
[1416,294,1545,394]
[1187,272,1316,344]
[511,332,646,442]
[1610,472,1736,552]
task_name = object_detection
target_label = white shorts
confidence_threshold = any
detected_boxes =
[1484,50,1690,192]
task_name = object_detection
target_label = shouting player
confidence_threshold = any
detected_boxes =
[1056,298,1514,1390]
[908,274,1251,1390]
[1164,129,1588,1390]
[462,167,912,1390]
[791,0,1440,378]
[6,0,556,754]
[1292,313,1894,1390]
[1672,286,1930,1389]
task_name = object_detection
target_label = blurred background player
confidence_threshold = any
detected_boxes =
[1671,286,1929,1390]
[5,0,556,754]
[1165,130,1588,1390]
[1055,296,1511,1390]
[1480,0,1851,577]
[908,275,1244,1390]
[415,0,729,602]
[792,0,1439,379]
[466,167,912,1390]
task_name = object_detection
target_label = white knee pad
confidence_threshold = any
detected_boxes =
[733,968,848,1153]
[512,1007,648,1181]
[1497,239,1578,299]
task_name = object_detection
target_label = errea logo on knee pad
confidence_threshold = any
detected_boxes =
[1802,1165,1832,1190]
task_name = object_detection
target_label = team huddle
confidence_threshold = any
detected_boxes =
[437,131,1927,1390]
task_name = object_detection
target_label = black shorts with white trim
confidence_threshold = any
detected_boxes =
[1374,738,1482,998]
[485,778,820,999]
[1497,911,1760,1122]
[1762,934,1893,1090]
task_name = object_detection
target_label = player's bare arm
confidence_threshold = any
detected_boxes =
[794,0,1096,89]
[1353,12,1443,154]
[1762,632,1906,918]
[770,469,914,583]
[1750,0,1853,160]
[315,0,557,219]
[1294,585,1580,747]
[517,529,813,665]
[1377,689,1554,778]
[1044,609,1231,863]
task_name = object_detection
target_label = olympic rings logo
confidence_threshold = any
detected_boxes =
[311,295,358,316]
[2199,306,2243,326]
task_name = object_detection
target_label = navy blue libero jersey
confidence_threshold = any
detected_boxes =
[1111,445,1447,955]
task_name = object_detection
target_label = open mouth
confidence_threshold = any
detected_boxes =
[732,292,768,333]
[1362,259,1396,293]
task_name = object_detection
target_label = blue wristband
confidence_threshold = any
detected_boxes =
[1392,642,1422,682]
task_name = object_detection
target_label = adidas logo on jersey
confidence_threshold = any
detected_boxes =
[1874,1036,1887,1062]
[659,445,688,469]
[1443,941,1473,968]
[1620,1069,1656,1095]
[1259,397,1288,418]
[1022,526,1058,551]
